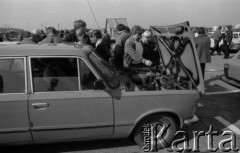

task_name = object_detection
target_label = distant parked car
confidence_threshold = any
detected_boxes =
[221,51,240,87]
[207,31,240,53]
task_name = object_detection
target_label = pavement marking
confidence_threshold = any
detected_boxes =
[205,69,223,72]
[206,69,217,72]
[214,116,240,135]
[205,89,240,95]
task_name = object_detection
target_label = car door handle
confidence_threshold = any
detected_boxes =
[32,103,49,110]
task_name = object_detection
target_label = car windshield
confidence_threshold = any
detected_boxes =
[89,52,120,89]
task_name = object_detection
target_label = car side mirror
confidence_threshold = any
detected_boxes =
[94,79,106,90]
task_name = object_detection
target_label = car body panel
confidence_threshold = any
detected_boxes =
[225,51,240,81]
[28,91,114,141]
[113,90,199,138]
[0,92,32,144]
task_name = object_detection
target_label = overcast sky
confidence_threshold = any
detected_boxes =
[0,0,240,31]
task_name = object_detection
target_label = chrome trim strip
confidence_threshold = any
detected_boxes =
[30,90,93,94]
[0,93,27,96]
[77,58,81,91]
[0,128,30,133]
[24,57,27,94]
[28,57,33,94]
[115,122,134,127]
[31,123,114,131]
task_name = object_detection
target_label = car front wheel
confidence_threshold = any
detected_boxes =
[133,115,177,151]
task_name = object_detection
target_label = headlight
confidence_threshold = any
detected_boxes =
[224,63,229,78]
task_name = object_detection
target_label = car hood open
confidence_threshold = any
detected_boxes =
[150,21,204,94]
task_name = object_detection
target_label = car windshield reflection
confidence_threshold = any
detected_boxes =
[89,52,120,89]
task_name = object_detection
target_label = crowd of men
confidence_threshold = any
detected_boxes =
[1,19,229,80]
[2,20,160,72]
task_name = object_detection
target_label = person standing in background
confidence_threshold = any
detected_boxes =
[101,28,111,52]
[222,26,233,59]
[63,20,92,46]
[211,26,222,55]
[114,24,131,70]
[195,27,211,80]
[38,27,62,44]
[91,30,111,62]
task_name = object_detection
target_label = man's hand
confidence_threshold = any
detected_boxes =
[145,60,153,66]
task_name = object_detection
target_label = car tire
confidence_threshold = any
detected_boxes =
[133,115,177,151]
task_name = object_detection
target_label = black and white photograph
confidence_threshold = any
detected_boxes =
[0,0,240,152]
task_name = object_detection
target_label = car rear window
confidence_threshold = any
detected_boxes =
[0,58,26,94]
[30,57,80,92]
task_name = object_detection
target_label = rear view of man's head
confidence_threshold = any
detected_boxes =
[197,27,205,35]
[46,27,57,35]
[116,24,125,33]
[74,20,87,36]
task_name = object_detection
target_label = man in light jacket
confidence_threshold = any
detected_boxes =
[124,25,153,67]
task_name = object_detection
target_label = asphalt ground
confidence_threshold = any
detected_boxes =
[1,53,240,153]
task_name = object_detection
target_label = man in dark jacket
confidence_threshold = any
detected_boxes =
[114,24,131,70]
[91,30,110,62]
[223,26,233,59]
[141,30,160,66]
[21,30,42,44]
[62,20,92,46]
[38,27,62,44]
[101,28,111,51]
[195,27,211,79]
[211,26,222,55]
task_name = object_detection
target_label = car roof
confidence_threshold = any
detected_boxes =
[0,44,93,57]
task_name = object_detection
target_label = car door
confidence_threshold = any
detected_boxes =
[28,56,114,141]
[0,57,32,143]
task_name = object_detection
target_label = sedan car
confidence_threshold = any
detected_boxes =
[0,22,204,150]
[222,51,240,88]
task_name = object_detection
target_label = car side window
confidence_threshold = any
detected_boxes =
[31,57,79,92]
[0,58,26,94]
[79,59,97,90]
